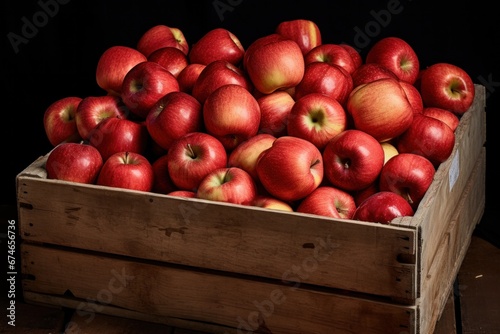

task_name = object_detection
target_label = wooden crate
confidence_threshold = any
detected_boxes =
[17,85,487,334]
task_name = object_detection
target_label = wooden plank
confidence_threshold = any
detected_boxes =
[21,243,417,334]
[23,291,231,334]
[416,84,486,281]
[17,164,416,301]
[418,149,486,334]
[457,235,500,333]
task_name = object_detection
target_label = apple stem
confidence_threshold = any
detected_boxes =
[186,144,196,158]
[404,191,414,205]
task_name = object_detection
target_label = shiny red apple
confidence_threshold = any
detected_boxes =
[378,153,436,210]
[167,132,228,192]
[322,129,385,192]
[43,96,82,146]
[95,45,147,96]
[97,151,154,192]
[297,186,356,219]
[256,136,323,202]
[121,61,180,119]
[189,28,245,66]
[146,91,203,151]
[203,84,261,151]
[396,113,456,167]
[287,93,347,150]
[45,142,103,184]
[275,19,322,55]
[196,167,257,205]
[353,191,414,224]
[365,36,420,84]
[244,33,305,95]
[346,78,414,142]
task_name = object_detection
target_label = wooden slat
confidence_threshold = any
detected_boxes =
[418,149,486,334]
[17,162,416,300]
[417,85,486,281]
[21,243,416,334]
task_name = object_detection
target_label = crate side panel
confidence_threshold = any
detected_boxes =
[21,243,416,334]
[418,149,486,334]
[17,173,416,301]
[416,85,486,271]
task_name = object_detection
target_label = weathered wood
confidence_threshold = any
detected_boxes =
[17,173,416,300]
[418,149,486,334]
[16,85,487,333]
[64,312,176,334]
[22,243,416,334]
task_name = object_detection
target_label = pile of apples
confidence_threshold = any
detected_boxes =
[42,19,476,224]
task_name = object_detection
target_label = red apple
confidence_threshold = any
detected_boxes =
[396,113,455,167]
[147,46,189,78]
[203,84,261,151]
[167,132,228,191]
[322,129,385,192]
[136,24,189,57]
[43,96,82,146]
[297,186,356,219]
[244,33,305,95]
[88,116,149,162]
[191,60,253,104]
[378,153,436,210]
[75,95,128,141]
[419,62,475,115]
[151,154,177,194]
[294,62,353,106]
[287,93,347,150]
[400,80,424,114]
[121,61,180,119]
[177,63,206,95]
[351,63,399,88]
[365,36,420,84]
[352,182,379,207]
[146,91,203,150]
[257,90,295,137]
[97,151,154,192]
[304,43,357,75]
[346,78,414,142]
[228,133,276,181]
[95,45,147,96]
[422,107,460,132]
[196,167,257,205]
[352,191,414,224]
[167,190,196,198]
[45,142,103,184]
[189,28,245,66]
[339,43,362,70]
[250,195,294,212]
[256,136,323,202]
[275,19,322,55]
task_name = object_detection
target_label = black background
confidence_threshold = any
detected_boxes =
[3,0,499,245]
